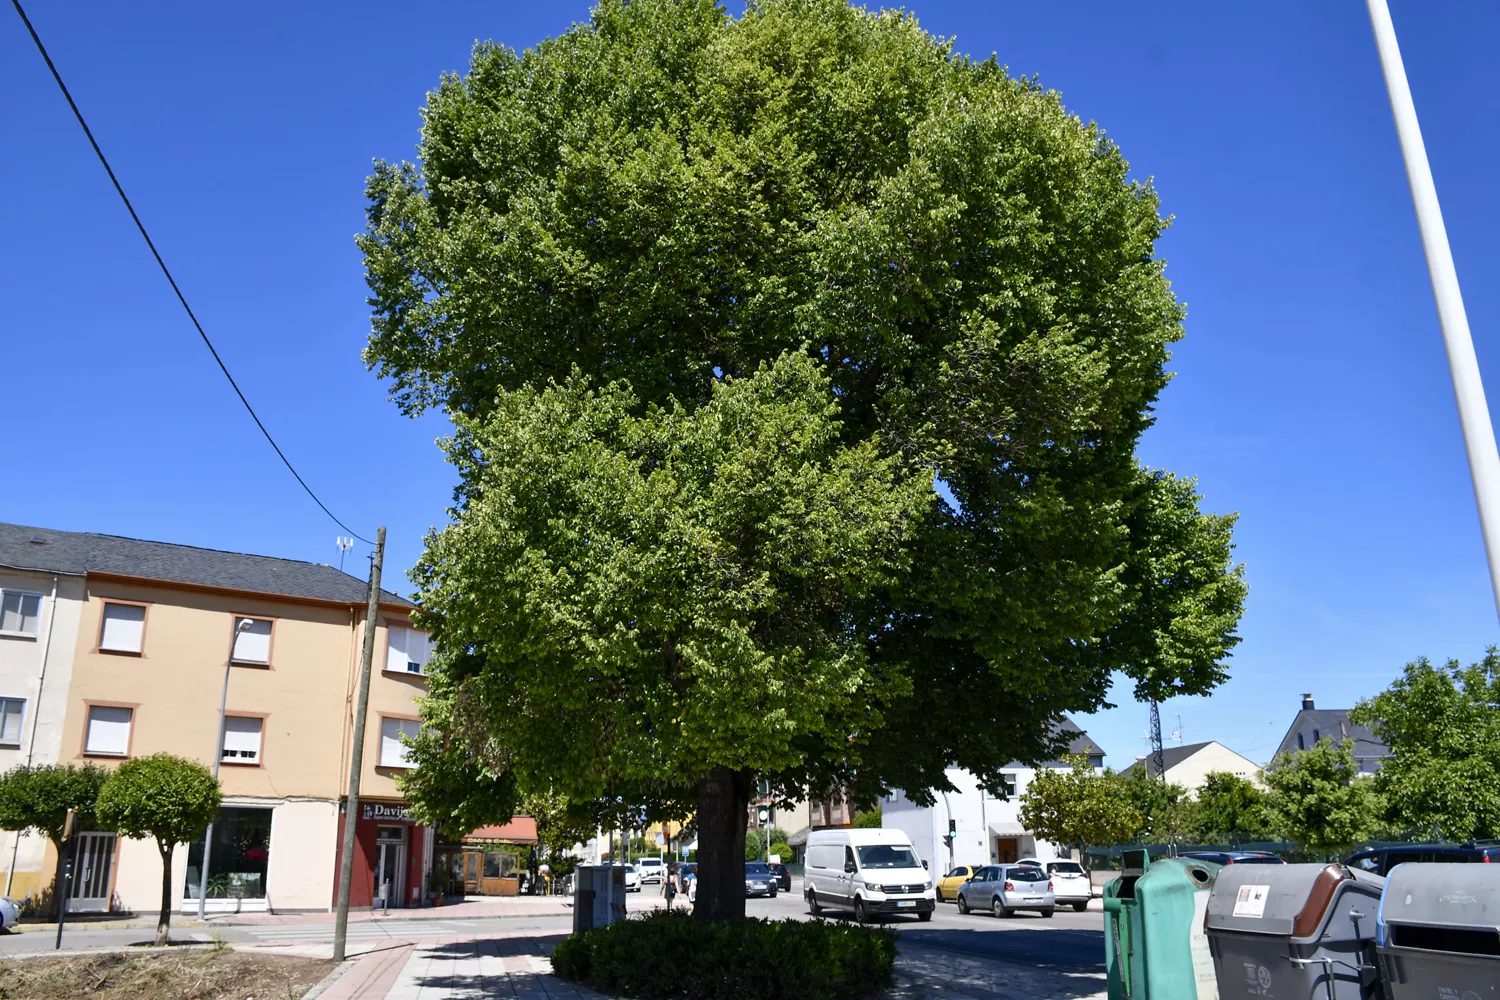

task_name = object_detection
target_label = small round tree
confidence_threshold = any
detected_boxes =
[96,754,221,945]
[0,764,109,916]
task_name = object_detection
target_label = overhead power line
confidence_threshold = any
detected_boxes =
[9,0,373,547]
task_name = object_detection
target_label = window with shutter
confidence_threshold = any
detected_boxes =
[0,592,42,637]
[85,705,132,755]
[220,716,263,764]
[0,699,23,745]
[99,604,146,653]
[384,627,430,675]
[379,717,422,768]
[230,618,272,665]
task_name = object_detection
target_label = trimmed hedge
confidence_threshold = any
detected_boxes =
[550,910,897,1000]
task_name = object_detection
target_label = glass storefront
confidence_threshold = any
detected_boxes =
[184,806,272,900]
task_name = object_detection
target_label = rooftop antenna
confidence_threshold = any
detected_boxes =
[1170,714,1186,746]
[335,536,355,573]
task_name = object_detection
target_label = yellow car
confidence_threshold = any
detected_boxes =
[936,864,978,902]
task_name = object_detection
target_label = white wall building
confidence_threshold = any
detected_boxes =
[883,719,1105,874]
[0,552,87,900]
[1121,740,1262,795]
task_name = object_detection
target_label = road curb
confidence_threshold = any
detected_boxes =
[298,956,360,1000]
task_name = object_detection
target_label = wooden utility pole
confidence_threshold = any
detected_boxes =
[332,526,385,963]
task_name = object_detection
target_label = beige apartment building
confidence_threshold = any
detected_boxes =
[1,523,433,914]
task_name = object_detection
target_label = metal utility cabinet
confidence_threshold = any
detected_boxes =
[1103,850,1221,1000]
[1205,863,1384,999]
[571,865,626,934]
[1377,862,1500,999]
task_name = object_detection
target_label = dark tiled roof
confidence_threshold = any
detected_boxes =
[1274,707,1389,773]
[0,522,412,608]
[1005,718,1105,767]
[1121,740,1220,778]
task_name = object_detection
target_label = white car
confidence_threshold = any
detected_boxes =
[0,896,18,931]
[1016,857,1092,911]
[620,864,642,892]
[635,857,665,884]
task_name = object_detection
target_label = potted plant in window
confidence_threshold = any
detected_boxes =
[426,865,450,906]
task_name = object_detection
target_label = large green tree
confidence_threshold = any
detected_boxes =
[1351,650,1500,841]
[366,0,1246,920]
[0,764,108,917]
[1018,757,1141,875]
[1118,768,1194,844]
[1263,740,1380,859]
[1191,771,1271,844]
[96,754,221,946]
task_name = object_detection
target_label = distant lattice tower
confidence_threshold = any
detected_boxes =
[1149,700,1166,780]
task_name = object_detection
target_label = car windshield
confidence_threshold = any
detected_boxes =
[745,862,770,874]
[1048,862,1085,874]
[1007,867,1047,882]
[856,845,920,869]
[624,865,635,872]
[1235,856,1284,864]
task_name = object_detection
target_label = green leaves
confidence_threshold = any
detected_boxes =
[1350,649,1500,841]
[1262,740,1380,857]
[408,351,930,817]
[0,764,109,844]
[1018,756,1141,860]
[369,0,1246,823]
[95,753,221,853]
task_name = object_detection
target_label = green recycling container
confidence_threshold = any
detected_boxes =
[1103,850,1221,1000]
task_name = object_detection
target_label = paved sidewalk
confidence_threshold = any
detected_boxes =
[892,944,1107,1000]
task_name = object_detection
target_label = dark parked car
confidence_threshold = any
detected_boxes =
[744,861,779,898]
[1345,842,1500,876]
[768,861,791,892]
[1178,851,1285,866]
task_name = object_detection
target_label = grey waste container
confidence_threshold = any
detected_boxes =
[1377,862,1500,998]
[1206,863,1384,999]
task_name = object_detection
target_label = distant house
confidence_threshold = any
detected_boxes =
[1273,694,1389,775]
[883,718,1105,872]
[1121,741,1262,795]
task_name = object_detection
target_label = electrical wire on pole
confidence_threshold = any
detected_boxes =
[8,0,372,547]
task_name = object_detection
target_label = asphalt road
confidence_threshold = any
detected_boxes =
[0,888,1105,972]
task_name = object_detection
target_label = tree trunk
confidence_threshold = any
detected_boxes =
[692,767,752,922]
[48,836,66,921]
[155,842,173,946]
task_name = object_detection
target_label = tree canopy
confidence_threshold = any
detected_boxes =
[1351,650,1500,841]
[96,754,221,945]
[1262,740,1380,858]
[1117,768,1192,844]
[1191,771,1271,844]
[367,0,1245,919]
[1018,757,1140,873]
[0,764,108,917]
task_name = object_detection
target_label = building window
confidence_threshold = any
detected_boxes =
[0,592,42,637]
[230,618,273,665]
[384,627,430,676]
[85,705,132,756]
[379,717,421,768]
[220,716,263,765]
[184,806,272,901]
[99,603,146,654]
[999,773,1018,798]
[0,699,23,745]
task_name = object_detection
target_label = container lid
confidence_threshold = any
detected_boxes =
[1206,864,1380,938]
[1379,862,1500,932]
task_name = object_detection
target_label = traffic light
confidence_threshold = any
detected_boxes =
[943,819,956,844]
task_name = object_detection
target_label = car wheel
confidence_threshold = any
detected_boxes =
[1073,901,1089,912]
[807,890,821,916]
[956,894,969,915]
[992,897,1012,918]
[917,909,933,922]
[1042,907,1055,918]
[854,898,869,924]
[768,890,777,899]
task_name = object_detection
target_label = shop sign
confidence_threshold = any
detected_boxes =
[362,802,413,823]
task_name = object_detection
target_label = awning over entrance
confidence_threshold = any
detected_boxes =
[988,822,1026,837]
[462,817,539,844]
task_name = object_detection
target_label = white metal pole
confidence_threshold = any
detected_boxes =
[198,617,253,920]
[1367,0,1500,619]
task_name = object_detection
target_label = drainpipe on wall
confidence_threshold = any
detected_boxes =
[7,574,60,898]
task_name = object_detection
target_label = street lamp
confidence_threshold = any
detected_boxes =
[197,616,253,920]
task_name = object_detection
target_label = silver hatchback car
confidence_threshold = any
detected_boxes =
[956,863,1055,918]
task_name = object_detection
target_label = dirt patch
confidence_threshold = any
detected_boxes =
[0,948,334,999]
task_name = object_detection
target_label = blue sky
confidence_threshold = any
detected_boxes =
[4,1,1498,771]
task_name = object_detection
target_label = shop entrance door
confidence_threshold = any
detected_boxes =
[70,833,116,912]
[462,851,481,894]
[375,826,407,908]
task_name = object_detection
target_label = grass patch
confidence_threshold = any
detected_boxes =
[0,949,333,999]
[551,909,896,1000]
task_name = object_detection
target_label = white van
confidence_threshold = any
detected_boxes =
[804,828,935,923]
